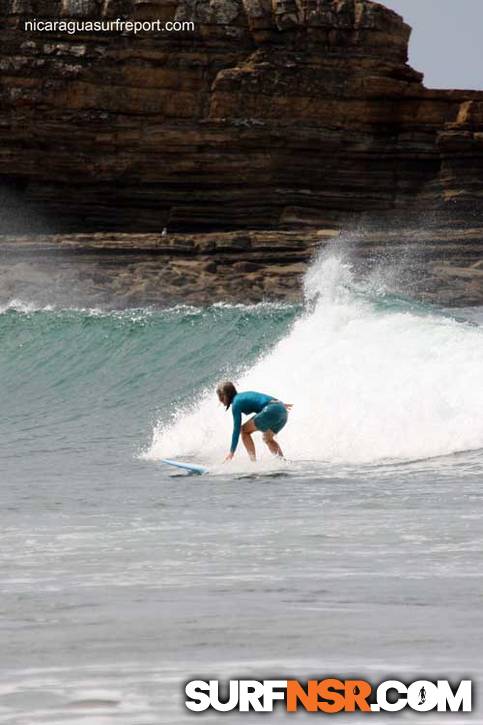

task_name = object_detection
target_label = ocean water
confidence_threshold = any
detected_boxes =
[1,254,482,724]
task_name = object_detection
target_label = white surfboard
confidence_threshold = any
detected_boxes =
[160,458,208,475]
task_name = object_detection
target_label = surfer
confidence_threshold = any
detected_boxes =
[216,381,292,462]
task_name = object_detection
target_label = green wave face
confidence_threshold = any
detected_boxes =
[0,303,297,477]
[2,252,483,481]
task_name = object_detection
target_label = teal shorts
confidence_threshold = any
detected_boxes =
[253,401,288,434]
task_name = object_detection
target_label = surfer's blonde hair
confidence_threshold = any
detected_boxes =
[216,381,237,409]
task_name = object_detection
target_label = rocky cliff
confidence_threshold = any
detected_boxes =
[1,0,483,233]
[1,227,482,307]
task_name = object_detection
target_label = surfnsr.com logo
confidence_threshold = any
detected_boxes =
[185,678,472,713]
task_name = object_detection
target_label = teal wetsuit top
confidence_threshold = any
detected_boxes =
[230,391,275,453]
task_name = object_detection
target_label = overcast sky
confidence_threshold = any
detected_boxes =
[380,0,483,90]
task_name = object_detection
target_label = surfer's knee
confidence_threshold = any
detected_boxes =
[262,430,274,443]
[242,419,256,435]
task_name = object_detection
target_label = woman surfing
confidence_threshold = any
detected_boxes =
[216,381,292,462]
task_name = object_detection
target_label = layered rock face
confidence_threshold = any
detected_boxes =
[1,0,482,232]
[1,227,482,307]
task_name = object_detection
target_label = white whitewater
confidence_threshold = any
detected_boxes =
[148,253,483,466]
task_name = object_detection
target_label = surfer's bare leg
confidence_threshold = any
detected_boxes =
[263,430,284,458]
[241,419,257,461]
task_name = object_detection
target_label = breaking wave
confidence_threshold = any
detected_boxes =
[147,254,483,466]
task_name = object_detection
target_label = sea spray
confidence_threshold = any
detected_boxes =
[147,254,483,466]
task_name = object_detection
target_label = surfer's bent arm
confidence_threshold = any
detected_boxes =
[230,404,242,455]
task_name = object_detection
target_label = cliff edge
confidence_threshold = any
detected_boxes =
[1,0,483,232]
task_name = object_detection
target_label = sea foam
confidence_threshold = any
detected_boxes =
[147,253,483,466]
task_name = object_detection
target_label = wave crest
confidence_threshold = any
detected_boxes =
[147,255,483,466]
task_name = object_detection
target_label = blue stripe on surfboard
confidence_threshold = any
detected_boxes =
[160,458,208,475]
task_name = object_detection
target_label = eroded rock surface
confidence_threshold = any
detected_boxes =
[1,0,483,232]
[1,229,481,307]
